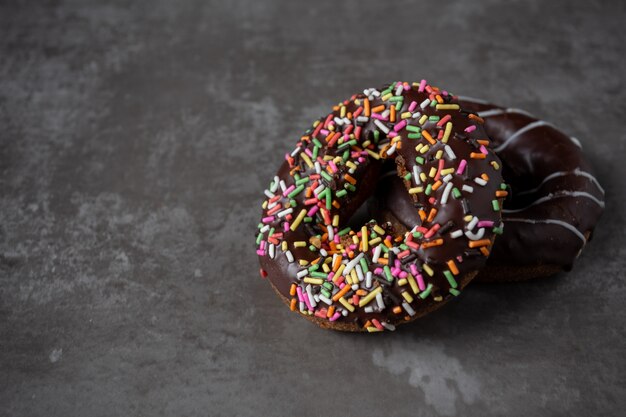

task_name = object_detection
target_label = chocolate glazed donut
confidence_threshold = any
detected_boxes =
[373,96,605,281]
[255,81,506,332]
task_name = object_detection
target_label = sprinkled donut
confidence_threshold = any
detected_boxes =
[255,81,506,332]
[374,96,604,282]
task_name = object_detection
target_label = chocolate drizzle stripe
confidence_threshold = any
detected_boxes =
[493,120,552,152]
[515,169,605,197]
[505,218,587,243]
[502,191,605,213]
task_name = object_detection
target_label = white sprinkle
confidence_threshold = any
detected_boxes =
[306,285,317,308]
[314,161,322,174]
[465,228,485,240]
[327,225,334,240]
[381,109,390,119]
[269,243,275,259]
[297,269,308,279]
[356,264,364,282]
[352,284,359,291]
[395,84,404,96]
[277,208,293,218]
[443,174,453,183]
[403,301,416,316]
[474,177,487,186]
[371,89,381,97]
[441,182,453,205]
[374,119,390,134]
[365,271,373,289]
[450,229,463,239]
[314,183,325,196]
[372,245,382,263]
[444,145,456,160]
[299,301,305,312]
[386,143,397,156]
[412,112,421,119]
[279,180,287,192]
[344,253,364,274]
[381,322,396,331]
[290,147,301,157]
[467,216,479,230]
[260,225,269,233]
[285,250,294,263]
[264,189,275,199]
[376,293,386,310]
[334,117,344,126]
[341,309,348,316]
[419,98,430,109]
[319,294,332,305]
[413,166,421,185]
[357,116,369,123]
[313,294,320,302]
[462,184,474,193]
[364,306,374,313]
[320,248,328,257]
[270,176,279,193]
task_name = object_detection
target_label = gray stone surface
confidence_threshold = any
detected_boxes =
[1,1,625,416]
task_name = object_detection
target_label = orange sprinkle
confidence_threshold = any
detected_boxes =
[431,180,443,191]
[422,130,436,145]
[495,190,508,198]
[435,94,444,104]
[290,298,297,311]
[290,283,297,296]
[332,284,351,301]
[427,208,438,222]
[390,105,396,122]
[332,200,340,209]
[469,239,491,248]
[364,98,371,117]
[447,260,459,275]
[468,114,485,124]
[356,289,368,296]
[384,238,393,249]
[418,209,427,221]
[393,306,403,314]
[344,174,357,185]
[327,305,335,318]
[421,239,443,249]
[333,255,343,271]
[470,152,486,159]
[371,104,385,113]
[377,257,388,265]
[480,246,490,256]
[481,173,490,181]
[477,139,490,146]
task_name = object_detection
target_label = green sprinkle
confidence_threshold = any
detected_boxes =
[452,187,462,198]
[308,264,320,272]
[500,183,508,190]
[425,184,432,196]
[342,150,350,160]
[336,189,348,198]
[412,231,423,239]
[287,185,304,198]
[325,188,332,210]
[383,265,394,282]
[296,177,309,185]
[406,125,421,133]
[430,99,437,107]
[444,270,458,288]
[323,282,333,291]
[338,139,357,150]
[338,227,351,236]
[310,271,327,279]
[492,199,500,211]
[359,258,369,272]
[374,130,380,143]
[449,288,461,296]
[256,233,264,244]
[493,226,504,235]
[419,283,433,299]
[395,100,403,111]
[303,216,313,223]
[388,96,402,102]
[428,116,440,122]
[404,173,412,181]
[313,138,323,148]
[408,133,422,139]
[321,171,333,182]
[345,183,356,192]
[415,156,424,164]
[312,146,319,159]
[320,288,331,298]
[308,245,317,252]
[399,244,409,251]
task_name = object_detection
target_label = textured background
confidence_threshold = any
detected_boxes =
[1,1,625,416]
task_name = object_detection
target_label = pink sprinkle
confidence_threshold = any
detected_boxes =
[478,220,495,228]
[408,101,418,112]
[328,160,338,173]
[416,273,426,291]
[418,79,427,92]
[329,312,341,322]
[307,205,319,217]
[374,267,383,275]
[372,319,384,330]
[349,244,356,250]
[398,250,410,259]
[303,293,313,311]
[406,241,419,250]
[399,271,408,279]
[320,129,329,136]
[403,82,410,91]
[323,114,333,128]
[464,125,476,133]
[282,185,294,197]
[395,260,401,269]
[259,241,266,250]
[296,286,305,303]
[327,272,335,281]
[410,264,418,276]
[394,120,407,132]
[354,126,362,139]
[358,157,365,163]
[480,145,489,155]
[256,250,265,256]
[314,309,327,318]
[388,131,398,138]
[371,113,388,121]
[457,159,467,175]
[333,235,340,243]
[304,148,314,158]
[283,222,289,232]
[262,216,275,224]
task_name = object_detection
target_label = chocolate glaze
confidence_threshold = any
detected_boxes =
[375,97,604,273]
[256,82,505,331]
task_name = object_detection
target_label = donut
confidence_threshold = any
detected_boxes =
[255,81,506,332]
[373,96,605,282]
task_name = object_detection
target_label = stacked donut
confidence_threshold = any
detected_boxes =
[255,81,604,332]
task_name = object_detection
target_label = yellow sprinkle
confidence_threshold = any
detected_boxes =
[298,260,309,266]
[366,149,381,160]
[339,297,355,312]
[340,106,346,118]
[423,263,434,276]
[369,237,382,246]
[420,145,429,154]
[281,241,288,251]
[420,172,428,182]
[401,112,412,119]
[262,200,268,209]
[346,161,357,170]
[415,143,424,153]
[442,122,453,143]
[345,273,353,285]
[435,150,443,159]
[300,153,314,168]
[408,187,424,194]
[332,215,339,227]
[373,225,385,235]
[290,209,307,231]
[350,268,358,284]
[336,263,346,278]
[362,140,371,147]
[419,115,428,125]
[304,277,324,285]
[366,326,382,333]
[322,263,330,273]
[352,235,359,245]
[407,274,419,294]
[294,241,307,248]
[313,120,320,128]
[441,168,455,176]
[436,104,460,110]
[463,215,473,222]
[402,292,414,303]
[361,226,369,251]
[428,167,437,177]
[381,93,393,101]
[491,161,500,170]
[359,286,383,307]
[398,278,408,286]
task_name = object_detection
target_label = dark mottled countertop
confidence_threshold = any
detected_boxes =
[1,1,624,416]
